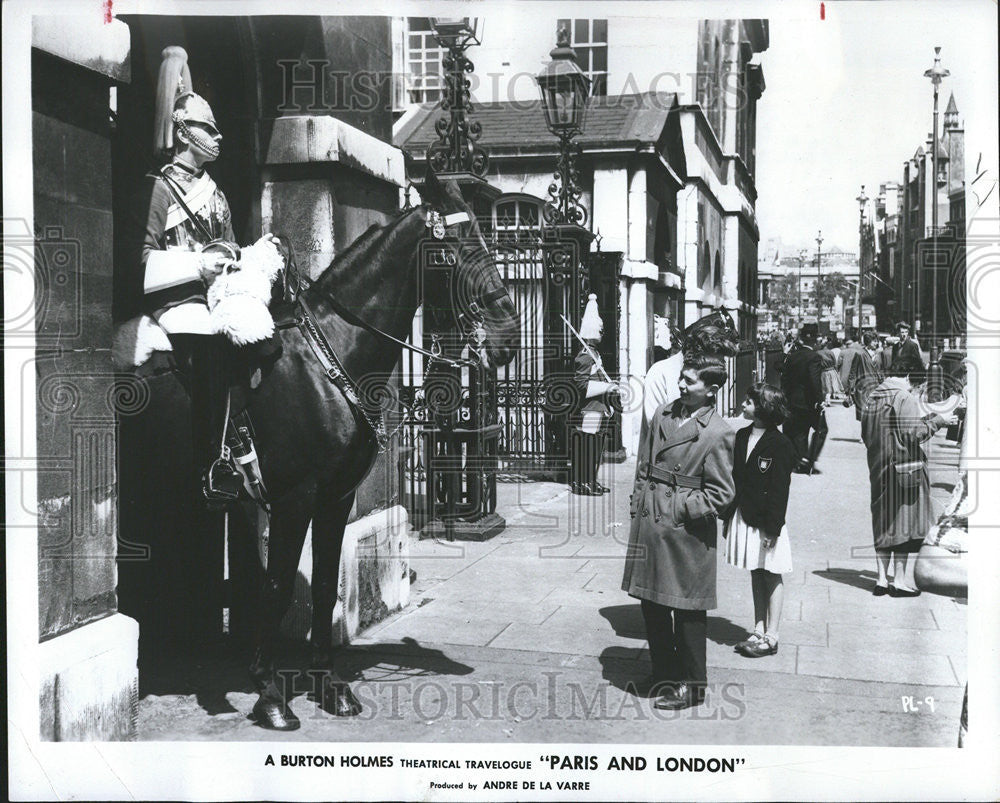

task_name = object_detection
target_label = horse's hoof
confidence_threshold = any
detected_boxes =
[318,682,363,718]
[252,695,301,731]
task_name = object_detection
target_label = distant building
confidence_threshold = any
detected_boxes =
[874,93,965,343]
[756,237,861,334]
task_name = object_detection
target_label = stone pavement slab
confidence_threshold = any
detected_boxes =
[796,645,959,686]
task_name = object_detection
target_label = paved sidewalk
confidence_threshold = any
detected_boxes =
[138,405,966,744]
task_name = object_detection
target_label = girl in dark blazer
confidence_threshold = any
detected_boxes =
[725,383,797,657]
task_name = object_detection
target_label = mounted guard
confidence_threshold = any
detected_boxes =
[115,46,283,506]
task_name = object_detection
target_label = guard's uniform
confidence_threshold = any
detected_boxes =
[569,346,612,492]
[136,161,235,334]
[117,161,238,495]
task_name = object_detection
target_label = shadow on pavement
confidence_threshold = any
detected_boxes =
[707,615,751,646]
[813,567,879,592]
[138,636,475,718]
[337,637,476,683]
[598,604,646,639]
[598,646,654,698]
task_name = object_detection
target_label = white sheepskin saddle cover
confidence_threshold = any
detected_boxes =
[112,239,285,370]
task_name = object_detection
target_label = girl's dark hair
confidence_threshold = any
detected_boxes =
[747,382,789,426]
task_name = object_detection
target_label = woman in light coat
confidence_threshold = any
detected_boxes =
[860,359,955,596]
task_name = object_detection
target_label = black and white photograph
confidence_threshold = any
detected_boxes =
[4,0,1000,799]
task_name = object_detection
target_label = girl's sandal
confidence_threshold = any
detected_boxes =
[734,631,764,652]
[741,634,779,657]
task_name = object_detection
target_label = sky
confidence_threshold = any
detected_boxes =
[754,1,999,255]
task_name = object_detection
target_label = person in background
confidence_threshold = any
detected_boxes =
[816,335,846,403]
[861,356,957,596]
[781,323,827,474]
[838,333,864,392]
[569,294,620,495]
[891,321,924,374]
[725,383,797,658]
[623,354,736,710]
[846,331,884,421]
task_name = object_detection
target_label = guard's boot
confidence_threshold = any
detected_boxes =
[570,431,598,495]
[194,337,243,509]
[590,433,609,494]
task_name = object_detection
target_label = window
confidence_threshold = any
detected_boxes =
[406,18,446,103]
[557,19,608,97]
[493,196,543,244]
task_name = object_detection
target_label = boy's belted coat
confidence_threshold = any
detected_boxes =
[622,401,736,610]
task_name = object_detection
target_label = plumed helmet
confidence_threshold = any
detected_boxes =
[579,293,603,341]
[173,92,219,132]
[153,46,219,155]
[653,314,672,350]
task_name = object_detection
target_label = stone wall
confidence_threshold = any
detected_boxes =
[32,18,139,740]
[33,49,120,641]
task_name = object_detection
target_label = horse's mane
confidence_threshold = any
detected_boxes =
[309,206,422,292]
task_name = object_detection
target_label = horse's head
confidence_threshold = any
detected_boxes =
[418,170,520,367]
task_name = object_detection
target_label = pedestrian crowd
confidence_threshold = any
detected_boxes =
[570,309,966,716]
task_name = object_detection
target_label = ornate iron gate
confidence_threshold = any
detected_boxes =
[493,223,587,477]
[397,213,590,526]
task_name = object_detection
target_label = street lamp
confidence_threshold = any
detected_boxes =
[924,45,949,362]
[536,25,591,226]
[815,230,824,322]
[798,248,807,324]
[427,17,488,177]
[855,185,869,336]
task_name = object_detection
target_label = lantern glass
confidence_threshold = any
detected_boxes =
[537,67,589,134]
[431,17,481,47]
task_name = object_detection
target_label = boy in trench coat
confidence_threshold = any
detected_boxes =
[622,354,736,710]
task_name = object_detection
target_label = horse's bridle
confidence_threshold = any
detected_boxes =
[422,208,511,357]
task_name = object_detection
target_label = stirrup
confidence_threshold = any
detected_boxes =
[202,456,243,508]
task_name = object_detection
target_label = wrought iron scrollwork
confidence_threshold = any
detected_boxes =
[542,133,587,226]
[426,46,488,176]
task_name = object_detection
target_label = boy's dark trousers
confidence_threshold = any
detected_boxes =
[640,598,707,688]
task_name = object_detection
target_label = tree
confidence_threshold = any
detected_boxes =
[811,271,851,319]
[765,274,801,327]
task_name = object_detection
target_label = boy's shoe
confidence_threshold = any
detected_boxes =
[653,683,705,710]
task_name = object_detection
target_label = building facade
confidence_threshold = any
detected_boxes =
[394,17,769,455]
[874,93,966,343]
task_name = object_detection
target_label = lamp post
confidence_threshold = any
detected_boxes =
[924,46,949,363]
[855,185,869,337]
[815,230,824,322]
[535,25,592,226]
[797,248,807,324]
[427,17,488,177]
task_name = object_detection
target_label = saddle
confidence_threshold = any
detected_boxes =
[114,236,308,510]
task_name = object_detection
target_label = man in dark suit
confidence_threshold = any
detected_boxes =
[890,322,924,374]
[780,324,827,474]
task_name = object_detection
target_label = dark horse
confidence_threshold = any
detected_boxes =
[230,172,519,729]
